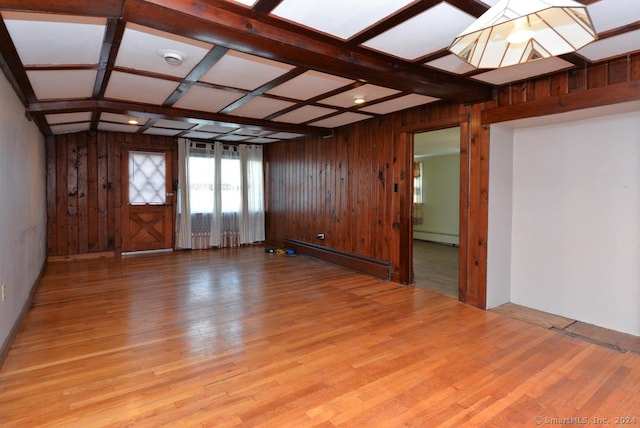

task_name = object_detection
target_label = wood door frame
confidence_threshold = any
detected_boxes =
[121,147,175,253]
[399,114,482,305]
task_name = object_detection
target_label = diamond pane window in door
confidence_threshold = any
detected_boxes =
[129,151,166,204]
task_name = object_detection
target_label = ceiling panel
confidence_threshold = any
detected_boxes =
[272,0,414,40]
[472,57,574,85]
[310,112,373,128]
[173,85,244,113]
[274,105,338,123]
[199,124,238,134]
[228,96,295,118]
[101,112,149,125]
[2,12,105,65]
[104,71,180,104]
[578,30,640,62]
[425,54,476,75]
[360,94,438,115]
[362,3,475,60]
[116,23,212,78]
[98,122,142,133]
[200,50,294,90]
[45,112,92,125]
[266,70,354,100]
[319,84,401,108]
[144,127,184,136]
[153,119,197,130]
[587,0,640,32]
[27,70,97,100]
[268,132,305,139]
[50,123,91,135]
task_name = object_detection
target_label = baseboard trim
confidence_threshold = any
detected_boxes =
[284,238,391,280]
[47,251,115,263]
[0,259,46,369]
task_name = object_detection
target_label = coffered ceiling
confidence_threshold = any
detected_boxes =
[0,0,638,143]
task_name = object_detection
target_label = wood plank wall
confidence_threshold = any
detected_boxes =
[46,132,176,258]
[264,53,640,308]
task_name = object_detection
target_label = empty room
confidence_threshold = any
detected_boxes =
[1,0,639,426]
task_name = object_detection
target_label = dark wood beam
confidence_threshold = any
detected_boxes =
[0,16,51,134]
[482,80,640,124]
[253,0,284,14]
[0,0,124,17]
[28,99,333,135]
[348,1,441,46]
[163,45,229,106]
[123,0,493,103]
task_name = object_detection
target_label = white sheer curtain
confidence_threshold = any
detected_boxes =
[176,139,265,249]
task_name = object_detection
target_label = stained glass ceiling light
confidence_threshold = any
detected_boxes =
[448,0,597,69]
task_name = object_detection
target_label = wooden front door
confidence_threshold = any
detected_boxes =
[122,149,173,253]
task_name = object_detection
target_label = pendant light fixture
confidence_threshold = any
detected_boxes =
[448,0,598,69]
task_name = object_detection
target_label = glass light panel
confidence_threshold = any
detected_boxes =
[129,151,166,204]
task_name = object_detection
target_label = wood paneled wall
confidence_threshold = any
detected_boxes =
[265,53,640,308]
[46,132,176,258]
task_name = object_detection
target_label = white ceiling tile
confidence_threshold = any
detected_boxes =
[199,124,238,133]
[174,85,244,112]
[274,105,337,123]
[233,129,271,136]
[98,122,141,133]
[310,112,373,128]
[426,54,476,75]
[228,97,295,118]
[116,23,212,78]
[105,71,179,104]
[2,12,105,65]
[217,134,250,141]
[50,123,91,135]
[46,112,92,125]
[183,131,219,139]
[272,0,414,40]
[230,0,257,6]
[246,137,279,143]
[587,0,640,33]
[319,84,401,108]
[578,30,640,62]
[267,70,354,100]
[363,3,475,60]
[100,112,148,125]
[268,132,305,139]
[360,94,438,115]
[472,57,574,85]
[144,127,183,136]
[153,119,197,130]
[27,70,96,100]
[200,50,294,90]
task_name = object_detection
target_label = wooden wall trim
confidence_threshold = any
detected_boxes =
[284,238,391,280]
[482,79,640,124]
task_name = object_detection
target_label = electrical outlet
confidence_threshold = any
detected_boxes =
[1,283,5,302]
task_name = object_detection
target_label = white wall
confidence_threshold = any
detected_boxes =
[0,71,47,350]
[486,125,513,309]
[488,106,640,336]
[413,154,460,245]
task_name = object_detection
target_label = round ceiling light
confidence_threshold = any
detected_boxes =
[160,50,185,66]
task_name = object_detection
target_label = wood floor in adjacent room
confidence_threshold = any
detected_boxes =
[1,247,639,427]
[413,240,459,297]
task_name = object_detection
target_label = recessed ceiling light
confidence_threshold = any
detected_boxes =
[353,95,366,105]
[128,119,139,125]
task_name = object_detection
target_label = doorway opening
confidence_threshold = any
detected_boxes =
[412,127,460,298]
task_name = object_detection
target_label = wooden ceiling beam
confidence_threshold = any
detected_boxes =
[124,0,493,103]
[0,0,124,17]
[28,99,333,135]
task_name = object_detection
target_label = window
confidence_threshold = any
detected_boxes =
[129,151,166,204]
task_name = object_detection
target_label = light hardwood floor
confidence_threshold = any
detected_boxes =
[1,247,639,426]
